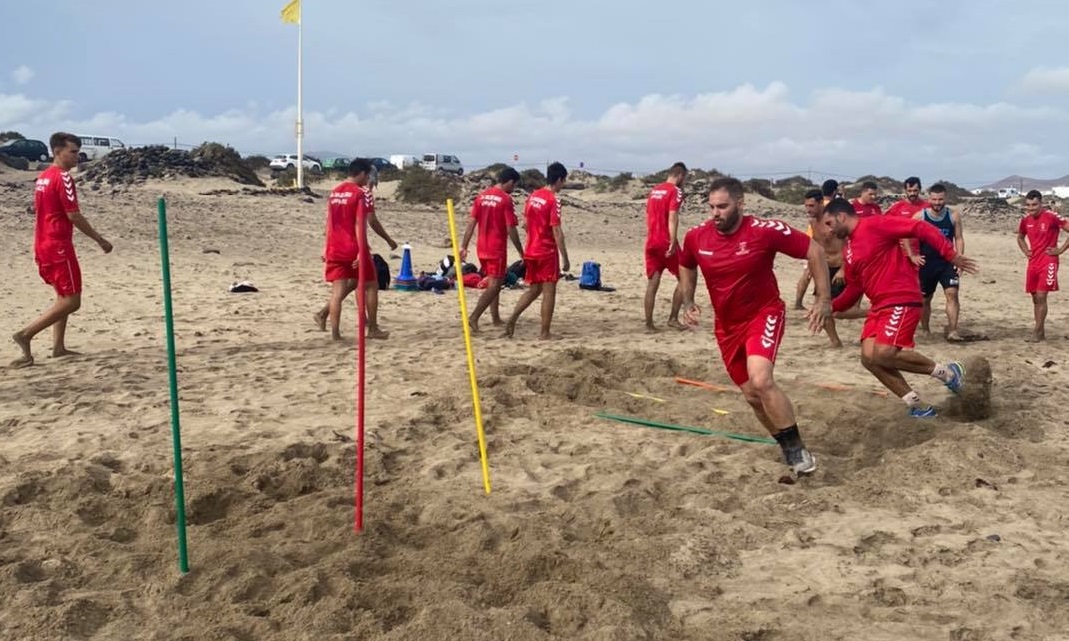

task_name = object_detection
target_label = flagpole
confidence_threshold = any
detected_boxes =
[296,0,304,190]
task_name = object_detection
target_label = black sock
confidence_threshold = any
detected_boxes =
[773,425,803,450]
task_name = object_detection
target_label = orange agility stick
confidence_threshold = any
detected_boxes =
[675,377,732,393]
[815,382,853,392]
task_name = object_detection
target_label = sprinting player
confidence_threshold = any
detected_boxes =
[316,158,398,341]
[851,180,882,217]
[643,162,687,332]
[11,132,113,368]
[913,184,965,341]
[794,181,841,308]
[505,162,571,339]
[825,199,978,417]
[679,177,832,475]
[885,176,930,264]
[459,166,525,332]
[1017,190,1069,342]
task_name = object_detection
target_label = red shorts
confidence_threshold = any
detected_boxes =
[1026,259,1059,293]
[861,304,921,349]
[524,254,559,284]
[715,302,787,386]
[38,257,82,297]
[325,253,373,283]
[479,256,507,279]
[644,246,679,279]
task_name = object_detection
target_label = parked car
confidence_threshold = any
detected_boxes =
[269,154,322,172]
[420,153,463,175]
[368,157,398,172]
[322,156,351,171]
[0,138,50,162]
[76,135,125,161]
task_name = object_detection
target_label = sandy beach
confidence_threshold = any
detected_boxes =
[1,167,1068,641]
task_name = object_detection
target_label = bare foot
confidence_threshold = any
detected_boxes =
[645,324,660,334]
[946,331,964,343]
[313,311,327,331]
[52,348,82,358]
[367,327,390,340]
[828,339,843,349]
[538,333,559,341]
[1025,333,1045,343]
[10,333,33,368]
[666,319,686,331]
[793,303,806,311]
[491,318,506,327]
[331,332,345,342]
[504,319,517,338]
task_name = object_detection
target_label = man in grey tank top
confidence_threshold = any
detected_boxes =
[912,184,965,341]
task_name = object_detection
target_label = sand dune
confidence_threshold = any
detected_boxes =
[1,170,1067,640]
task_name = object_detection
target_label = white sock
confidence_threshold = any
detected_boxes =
[902,391,923,408]
[930,364,951,383]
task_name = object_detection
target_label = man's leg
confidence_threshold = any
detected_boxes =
[739,355,816,474]
[1030,292,1048,341]
[667,282,684,329]
[538,280,558,340]
[860,339,916,398]
[328,279,356,340]
[644,271,662,332]
[794,266,812,310]
[920,295,933,335]
[364,281,388,340]
[824,315,843,348]
[504,284,543,338]
[11,294,81,367]
[469,277,503,332]
[944,287,961,341]
[314,303,328,331]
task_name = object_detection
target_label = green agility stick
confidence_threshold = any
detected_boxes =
[595,412,776,445]
[157,197,190,574]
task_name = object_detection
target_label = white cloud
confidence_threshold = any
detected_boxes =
[10,65,34,85]
[1,81,1067,185]
[1020,67,1069,93]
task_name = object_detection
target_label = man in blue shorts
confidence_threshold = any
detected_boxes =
[913,183,964,341]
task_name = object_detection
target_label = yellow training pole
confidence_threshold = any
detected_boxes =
[445,198,492,494]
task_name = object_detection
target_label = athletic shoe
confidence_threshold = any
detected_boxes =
[783,446,817,475]
[945,361,965,394]
[909,405,938,418]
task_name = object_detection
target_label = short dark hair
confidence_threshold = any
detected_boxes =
[546,161,568,185]
[821,179,839,198]
[825,197,855,216]
[49,132,80,152]
[348,158,372,177]
[929,183,947,195]
[708,177,745,201]
[904,176,922,189]
[1026,189,1043,200]
[861,181,878,191]
[668,162,687,177]
[804,189,823,202]
[497,166,521,185]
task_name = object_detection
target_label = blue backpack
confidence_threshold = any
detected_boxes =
[579,261,601,290]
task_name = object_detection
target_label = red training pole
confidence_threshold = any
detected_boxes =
[354,211,368,533]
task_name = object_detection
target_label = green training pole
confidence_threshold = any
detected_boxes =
[157,197,190,574]
[595,412,777,445]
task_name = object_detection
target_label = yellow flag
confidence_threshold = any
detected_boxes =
[280,0,299,24]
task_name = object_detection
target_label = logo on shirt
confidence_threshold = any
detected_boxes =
[884,306,905,338]
[735,241,749,256]
[698,249,714,256]
[761,313,778,349]
[752,219,791,235]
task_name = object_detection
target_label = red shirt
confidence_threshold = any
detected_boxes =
[1018,210,1069,263]
[679,216,811,328]
[523,188,562,259]
[851,199,882,218]
[885,197,930,254]
[470,186,518,260]
[645,182,683,250]
[832,215,957,313]
[324,181,373,261]
[34,165,79,262]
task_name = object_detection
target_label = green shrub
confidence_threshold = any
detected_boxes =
[520,168,546,191]
[244,155,271,171]
[191,142,264,186]
[397,166,460,204]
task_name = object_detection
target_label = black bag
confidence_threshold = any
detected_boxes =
[373,254,390,290]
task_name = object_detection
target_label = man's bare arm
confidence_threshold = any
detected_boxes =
[459,218,477,260]
[69,212,111,252]
[1018,233,1030,257]
[508,227,524,257]
[552,226,569,272]
[953,210,965,255]
[369,213,398,250]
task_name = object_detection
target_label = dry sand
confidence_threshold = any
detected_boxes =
[1,168,1068,641]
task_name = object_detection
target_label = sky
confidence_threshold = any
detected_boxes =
[2,0,1069,186]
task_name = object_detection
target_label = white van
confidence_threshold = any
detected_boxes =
[420,153,463,175]
[77,135,125,161]
[389,154,419,170]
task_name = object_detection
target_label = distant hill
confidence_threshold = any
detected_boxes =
[980,174,1069,191]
